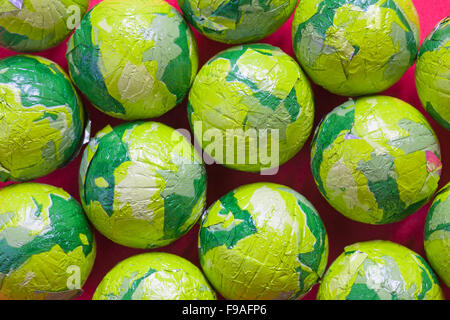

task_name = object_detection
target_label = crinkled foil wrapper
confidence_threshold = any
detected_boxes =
[424,182,450,287]
[311,95,441,224]
[292,0,420,96]
[317,240,444,300]
[415,16,450,130]
[0,183,96,300]
[79,121,207,249]
[0,54,88,182]
[178,0,297,44]
[66,0,198,120]
[199,182,329,300]
[188,43,314,173]
[0,0,89,52]
[93,252,216,300]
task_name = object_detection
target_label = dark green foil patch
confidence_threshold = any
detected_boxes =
[160,21,193,104]
[416,254,439,299]
[311,104,356,196]
[297,200,327,272]
[160,166,206,242]
[0,26,30,50]
[284,87,301,122]
[67,11,126,115]
[120,267,158,300]
[83,123,140,217]
[418,16,450,57]
[356,152,408,223]
[425,102,450,130]
[216,44,284,111]
[199,191,257,256]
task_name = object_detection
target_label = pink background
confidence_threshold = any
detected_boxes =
[0,0,448,300]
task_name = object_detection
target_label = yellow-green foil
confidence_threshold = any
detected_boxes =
[199,182,328,300]
[318,240,444,300]
[292,0,420,96]
[424,182,450,287]
[0,183,96,300]
[79,121,207,249]
[93,252,216,300]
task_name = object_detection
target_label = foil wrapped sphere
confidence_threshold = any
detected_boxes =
[415,16,450,130]
[0,0,89,52]
[199,182,329,300]
[188,44,315,173]
[317,240,444,300]
[0,55,85,182]
[79,121,207,249]
[178,0,297,44]
[66,0,198,120]
[311,96,441,224]
[0,183,96,300]
[292,0,420,96]
[93,252,216,300]
[424,182,450,287]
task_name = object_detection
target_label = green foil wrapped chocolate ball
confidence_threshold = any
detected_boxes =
[424,182,450,287]
[93,252,216,300]
[79,121,207,249]
[311,95,441,224]
[199,182,328,300]
[292,0,420,96]
[188,44,314,173]
[66,0,198,120]
[0,183,96,300]
[415,16,450,130]
[0,0,89,52]
[0,54,85,182]
[178,0,297,44]
[317,240,444,300]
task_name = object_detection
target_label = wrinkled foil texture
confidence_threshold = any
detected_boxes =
[198,182,329,300]
[0,54,86,182]
[424,182,450,287]
[317,240,444,300]
[179,0,297,44]
[93,252,216,300]
[292,0,420,96]
[415,16,450,130]
[0,183,96,300]
[311,95,442,224]
[188,44,314,172]
[66,0,198,120]
[0,0,89,52]
[79,121,207,249]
